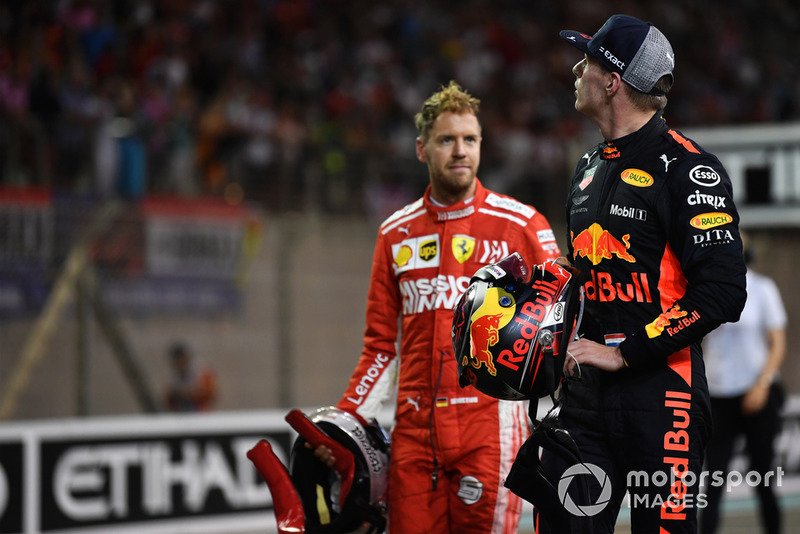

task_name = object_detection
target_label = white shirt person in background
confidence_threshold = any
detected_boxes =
[701,233,787,534]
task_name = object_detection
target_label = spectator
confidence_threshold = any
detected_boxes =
[165,342,218,412]
[0,2,796,212]
[700,233,787,534]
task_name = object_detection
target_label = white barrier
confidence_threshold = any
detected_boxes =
[682,122,800,228]
[1,398,798,533]
[0,410,293,534]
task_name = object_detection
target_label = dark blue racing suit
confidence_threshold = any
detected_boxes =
[537,111,747,534]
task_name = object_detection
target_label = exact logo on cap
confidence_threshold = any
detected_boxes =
[559,14,675,95]
[598,46,625,70]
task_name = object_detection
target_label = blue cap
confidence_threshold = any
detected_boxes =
[560,14,674,95]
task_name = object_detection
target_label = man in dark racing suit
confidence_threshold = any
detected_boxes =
[530,15,747,534]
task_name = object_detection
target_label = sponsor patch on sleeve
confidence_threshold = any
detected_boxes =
[689,212,734,230]
[604,333,626,347]
[688,165,721,187]
[537,229,556,243]
[620,168,654,187]
[391,234,441,272]
[485,193,536,219]
[483,264,506,279]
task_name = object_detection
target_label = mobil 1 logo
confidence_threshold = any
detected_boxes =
[610,204,646,221]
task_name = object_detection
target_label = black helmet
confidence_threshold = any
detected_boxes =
[288,407,390,533]
[452,253,583,400]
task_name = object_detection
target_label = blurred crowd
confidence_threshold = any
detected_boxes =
[0,0,798,223]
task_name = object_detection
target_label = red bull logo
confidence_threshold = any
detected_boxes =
[496,279,559,372]
[583,270,652,303]
[602,145,621,159]
[646,305,700,338]
[466,288,515,376]
[467,313,503,375]
[663,390,693,521]
[572,223,636,265]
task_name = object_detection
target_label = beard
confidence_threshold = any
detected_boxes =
[428,163,477,204]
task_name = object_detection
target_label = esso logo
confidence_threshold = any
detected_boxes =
[689,165,721,187]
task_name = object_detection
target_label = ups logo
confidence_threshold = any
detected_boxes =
[419,240,438,261]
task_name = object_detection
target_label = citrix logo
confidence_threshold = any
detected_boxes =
[687,190,727,208]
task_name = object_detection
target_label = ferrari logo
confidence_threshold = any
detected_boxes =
[452,235,475,264]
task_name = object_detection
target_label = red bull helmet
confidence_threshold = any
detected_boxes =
[452,253,583,400]
[287,407,390,533]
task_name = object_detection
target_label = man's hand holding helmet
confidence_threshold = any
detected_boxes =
[248,407,390,534]
[565,337,626,375]
[546,257,626,375]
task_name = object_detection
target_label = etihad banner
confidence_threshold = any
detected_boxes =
[0,411,292,534]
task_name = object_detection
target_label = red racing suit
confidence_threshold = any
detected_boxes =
[337,179,560,533]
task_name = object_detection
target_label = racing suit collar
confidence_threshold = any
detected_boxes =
[424,179,488,222]
[601,109,666,159]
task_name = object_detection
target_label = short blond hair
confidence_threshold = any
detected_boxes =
[414,81,481,141]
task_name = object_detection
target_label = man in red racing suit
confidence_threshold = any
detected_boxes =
[333,82,561,533]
